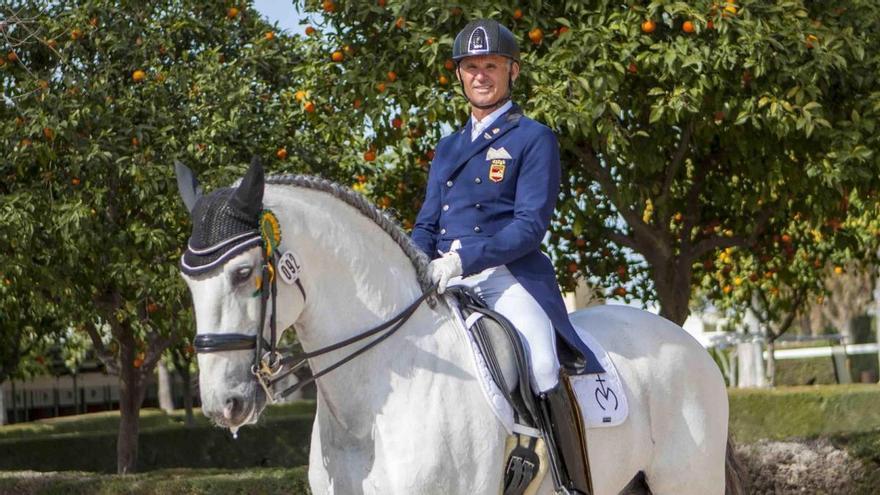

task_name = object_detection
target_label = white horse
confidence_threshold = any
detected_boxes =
[180,168,743,495]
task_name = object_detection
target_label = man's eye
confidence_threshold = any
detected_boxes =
[232,266,253,285]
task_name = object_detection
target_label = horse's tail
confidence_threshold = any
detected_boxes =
[725,435,748,495]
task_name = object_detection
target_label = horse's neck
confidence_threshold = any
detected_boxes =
[267,186,487,426]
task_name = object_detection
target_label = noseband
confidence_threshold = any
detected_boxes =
[193,241,432,403]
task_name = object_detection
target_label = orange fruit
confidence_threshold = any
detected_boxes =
[627,62,638,74]
[227,7,239,18]
[450,7,462,16]
[89,17,98,28]
[568,262,578,273]
[378,196,391,209]
[513,8,523,20]
[276,148,288,160]
[614,287,627,297]
[47,39,58,49]
[133,357,144,368]
[575,238,587,248]
[641,19,656,34]
[395,17,405,29]
[146,303,159,313]
[331,50,344,62]
[322,0,335,13]
[707,19,715,30]
[363,149,376,162]
[305,26,316,36]
[71,28,83,40]
[834,266,843,275]
[132,69,146,82]
[781,234,792,244]
[376,81,386,92]
[387,71,397,82]
[557,26,569,35]
[377,0,386,6]
[131,137,139,147]
[294,90,306,101]
[6,51,18,62]
[682,21,695,33]
[264,31,275,41]
[43,127,55,140]
[444,59,455,71]
[722,285,732,294]
[392,116,403,129]
[528,27,543,44]
[723,5,737,16]
[71,177,81,186]
[805,34,818,48]
[304,101,316,113]
[353,98,362,109]
[425,38,434,45]
[438,75,449,85]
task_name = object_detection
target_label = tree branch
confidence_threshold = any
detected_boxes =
[572,143,670,257]
[692,205,773,259]
[84,320,120,375]
[656,122,694,218]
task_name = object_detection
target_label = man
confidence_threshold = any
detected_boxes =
[411,19,599,495]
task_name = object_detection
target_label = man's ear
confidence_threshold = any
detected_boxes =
[510,61,520,83]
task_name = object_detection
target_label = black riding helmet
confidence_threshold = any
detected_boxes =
[452,19,520,110]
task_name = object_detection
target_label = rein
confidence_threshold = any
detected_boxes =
[193,242,433,403]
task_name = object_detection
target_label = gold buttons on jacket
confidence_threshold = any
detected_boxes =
[442,204,449,211]
[446,180,453,187]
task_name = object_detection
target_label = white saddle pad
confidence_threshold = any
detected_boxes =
[450,302,628,435]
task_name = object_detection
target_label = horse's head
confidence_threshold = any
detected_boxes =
[176,157,305,431]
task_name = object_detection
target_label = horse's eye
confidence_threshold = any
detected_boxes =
[232,266,253,285]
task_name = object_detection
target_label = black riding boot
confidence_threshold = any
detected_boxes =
[537,377,593,495]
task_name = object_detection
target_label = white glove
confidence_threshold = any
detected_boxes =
[428,252,463,294]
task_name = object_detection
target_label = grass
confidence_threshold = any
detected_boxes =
[728,384,880,443]
[0,467,312,495]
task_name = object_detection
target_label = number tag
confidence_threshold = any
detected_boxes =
[277,251,302,285]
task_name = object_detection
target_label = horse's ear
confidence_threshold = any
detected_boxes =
[175,159,202,214]
[231,156,264,220]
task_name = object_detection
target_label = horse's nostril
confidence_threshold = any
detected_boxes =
[224,396,243,421]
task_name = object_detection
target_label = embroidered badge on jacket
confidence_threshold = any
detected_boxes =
[489,159,506,182]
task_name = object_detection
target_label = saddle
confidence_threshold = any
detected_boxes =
[446,287,593,495]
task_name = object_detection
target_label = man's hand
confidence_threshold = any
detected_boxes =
[428,252,463,294]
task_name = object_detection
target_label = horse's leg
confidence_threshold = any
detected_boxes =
[640,341,729,495]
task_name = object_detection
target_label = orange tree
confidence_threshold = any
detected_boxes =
[300,0,880,324]
[0,0,357,472]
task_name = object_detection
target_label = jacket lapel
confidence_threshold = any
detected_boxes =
[441,105,523,183]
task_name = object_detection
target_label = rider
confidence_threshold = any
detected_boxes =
[411,19,597,494]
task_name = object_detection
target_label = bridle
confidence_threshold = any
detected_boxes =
[192,240,432,403]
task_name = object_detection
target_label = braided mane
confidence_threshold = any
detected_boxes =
[265,175,432,292]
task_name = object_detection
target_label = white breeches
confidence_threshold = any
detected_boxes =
[450,265,560,392]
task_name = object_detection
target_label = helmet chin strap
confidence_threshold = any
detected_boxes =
[457,67,515,111]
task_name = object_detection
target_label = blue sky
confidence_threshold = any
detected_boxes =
[253,0,312,34]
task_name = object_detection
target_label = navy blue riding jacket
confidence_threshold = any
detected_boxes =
[412,104,603,374]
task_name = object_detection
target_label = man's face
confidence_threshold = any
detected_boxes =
[456,54,520,109]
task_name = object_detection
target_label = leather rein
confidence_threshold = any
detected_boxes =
[193,242,432,402]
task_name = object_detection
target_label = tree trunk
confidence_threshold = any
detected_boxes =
[875,258,880,383]
[653,259,693,326]
[180,362,195,427]
[117,365,147,474]
[766,338,776,387]
[0,381,6,425]
[157,361,174,413]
